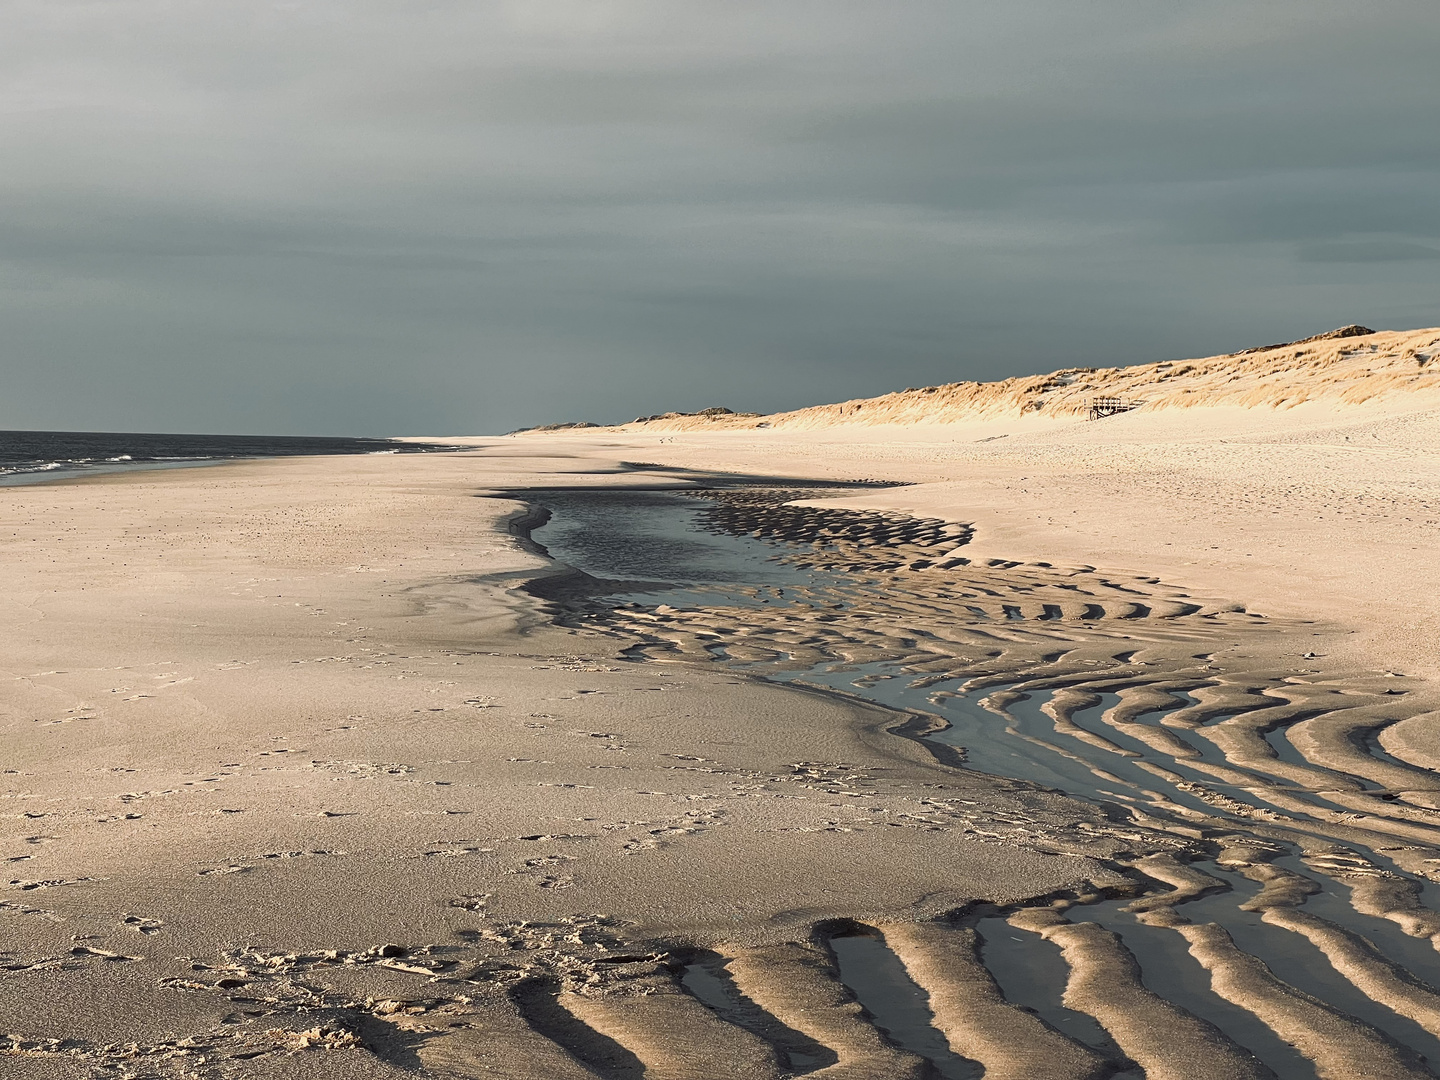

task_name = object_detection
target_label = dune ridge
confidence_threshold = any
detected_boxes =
[606,325,1440,432]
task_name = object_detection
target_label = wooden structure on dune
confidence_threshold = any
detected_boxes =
[1087,396,1143,420]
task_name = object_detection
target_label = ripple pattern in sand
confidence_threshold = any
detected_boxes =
[17,485,1440,1077]
[517,484,1440,1079]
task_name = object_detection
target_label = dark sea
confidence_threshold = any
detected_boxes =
[0,430,470,486]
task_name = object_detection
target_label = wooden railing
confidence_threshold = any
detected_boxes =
[1087,397,1142,420]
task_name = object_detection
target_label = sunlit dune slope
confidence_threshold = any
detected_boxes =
[615,325,1440,431]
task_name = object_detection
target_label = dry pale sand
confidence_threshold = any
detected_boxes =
[5,325,1440,1078]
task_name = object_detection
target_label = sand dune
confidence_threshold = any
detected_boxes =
[607,325,1440,431]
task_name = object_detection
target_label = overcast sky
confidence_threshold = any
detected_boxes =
[3,1,1438,435]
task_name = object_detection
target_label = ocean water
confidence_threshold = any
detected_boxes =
[0,430,468,485]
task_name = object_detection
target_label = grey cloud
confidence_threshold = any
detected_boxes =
[1,1,1438,435]
[1298,240,1440,263]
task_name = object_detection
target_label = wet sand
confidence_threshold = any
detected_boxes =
[4,369,1440,1077]
[0,451,1133,1077]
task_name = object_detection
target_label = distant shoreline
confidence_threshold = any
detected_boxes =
[0,428,470,487]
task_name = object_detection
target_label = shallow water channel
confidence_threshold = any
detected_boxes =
[528,488,1440,1078]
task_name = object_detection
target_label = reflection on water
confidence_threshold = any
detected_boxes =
[530,489,840,608]
[829,930,979,1079]
[972,917,1122,1053]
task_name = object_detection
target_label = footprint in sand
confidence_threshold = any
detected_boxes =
[9,877,93,891]
[70,943,142,962]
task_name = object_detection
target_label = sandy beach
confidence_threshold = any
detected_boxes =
[6,327,1440,1078]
